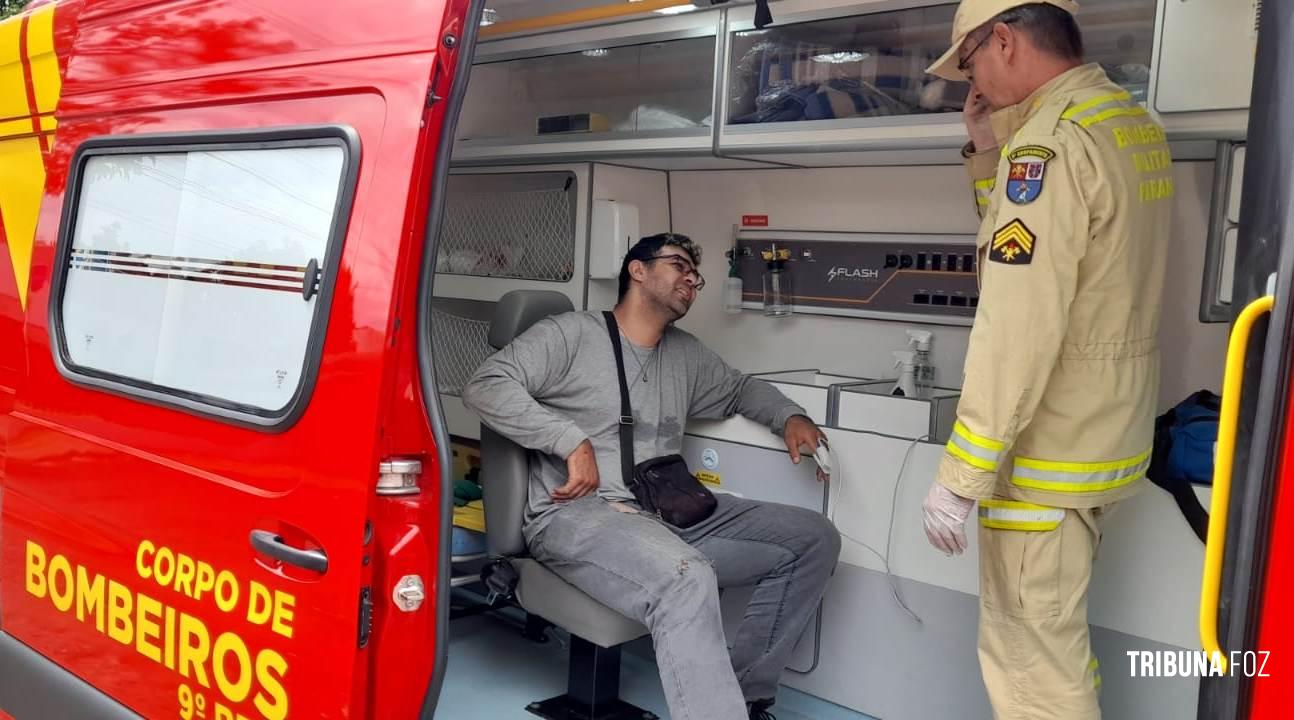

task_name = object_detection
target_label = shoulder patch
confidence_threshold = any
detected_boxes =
[1005,145,1055,205]
[990,219,1036,265]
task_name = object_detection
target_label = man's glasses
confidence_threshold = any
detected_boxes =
[642,255,706,290]
[956,19,1016,75]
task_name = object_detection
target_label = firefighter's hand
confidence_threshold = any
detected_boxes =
[963,85,996,154]
[922,481,975,555]
[783,414,830,482]
[554,440,600,501]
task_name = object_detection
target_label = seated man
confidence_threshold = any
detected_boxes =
[463,233,842,720]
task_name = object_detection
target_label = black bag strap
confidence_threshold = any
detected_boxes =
[603,311,635,488]
[1169,482,1210,544]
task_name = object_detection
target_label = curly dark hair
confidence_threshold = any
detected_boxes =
[617,233,702,301]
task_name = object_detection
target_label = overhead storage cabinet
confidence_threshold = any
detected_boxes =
[717,0,1159,163]
[453,0,1250,167]
[453,10,723,165]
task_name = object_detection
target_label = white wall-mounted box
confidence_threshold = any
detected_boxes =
[589,199,639,280]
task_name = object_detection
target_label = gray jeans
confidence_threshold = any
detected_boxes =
[528,493,842,720]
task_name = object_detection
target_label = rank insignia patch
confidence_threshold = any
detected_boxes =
[1005,145,1055,205]
[990,219,1036,264]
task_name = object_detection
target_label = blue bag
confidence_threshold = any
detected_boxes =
[1149,390,1220,542]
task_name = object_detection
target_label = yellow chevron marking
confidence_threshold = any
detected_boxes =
[992,220,1034,254]
[0,4,61,311]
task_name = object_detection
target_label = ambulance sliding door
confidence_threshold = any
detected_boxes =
[1196,0,1294,716]
[0,1,474,719]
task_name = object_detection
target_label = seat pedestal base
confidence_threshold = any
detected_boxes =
[526,696,657,720]
[524,636,657,720]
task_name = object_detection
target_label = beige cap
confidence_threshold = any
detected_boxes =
[926,0,1079,81]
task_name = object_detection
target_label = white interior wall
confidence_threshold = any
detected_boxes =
[587,164,672,311]
[668,159,1230,409]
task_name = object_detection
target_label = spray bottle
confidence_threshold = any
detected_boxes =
[906,329,934,395]
[891,350,918,398]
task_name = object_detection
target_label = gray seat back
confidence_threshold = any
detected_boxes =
[480,290,575,558]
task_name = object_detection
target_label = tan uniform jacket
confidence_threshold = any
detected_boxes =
[938,63,1173,510]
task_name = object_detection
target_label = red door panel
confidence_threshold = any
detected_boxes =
[0,1,456,718]
[1249,377,1294,716]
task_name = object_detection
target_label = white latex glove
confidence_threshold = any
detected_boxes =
[922,482,975,555]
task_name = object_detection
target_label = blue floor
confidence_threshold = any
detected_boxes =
[437,597,876,719]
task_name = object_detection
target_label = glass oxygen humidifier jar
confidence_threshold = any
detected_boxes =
[761,246,793,317]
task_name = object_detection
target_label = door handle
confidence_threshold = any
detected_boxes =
[250,529,329,574]
[1200,294,1274,673]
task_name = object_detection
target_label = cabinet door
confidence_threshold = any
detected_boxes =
[1153,0,1258,113]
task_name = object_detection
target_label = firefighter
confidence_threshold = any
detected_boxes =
[920,1,1172,717]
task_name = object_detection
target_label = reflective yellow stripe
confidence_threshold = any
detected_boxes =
[978,499,1064,531]
[1090,657,1102,690]
[1011,449,1151,493]
[1061,90,1148,129]
[1061,91,1132,120]
[947,421,1004,472]
[1015,449,1151,473]
[1077,106,1148,128]
[974,179,994,207]
[980,499,1058,511]
[954,421,1004,451]
[948,442,997,471]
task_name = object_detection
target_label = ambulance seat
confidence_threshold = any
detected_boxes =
[479,290,653,720]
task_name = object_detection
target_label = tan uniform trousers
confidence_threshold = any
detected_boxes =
[978,501,1115,719]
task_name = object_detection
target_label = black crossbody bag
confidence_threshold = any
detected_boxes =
[603,311,717,528]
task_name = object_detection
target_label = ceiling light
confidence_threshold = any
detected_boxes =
[480,8,498,26]
[654,4,699,15]
[811,51,869,64]
[582,48,609,58]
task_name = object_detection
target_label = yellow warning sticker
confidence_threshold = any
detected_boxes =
[695,471,721,487]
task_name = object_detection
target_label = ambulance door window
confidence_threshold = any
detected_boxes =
[50,129,358,428]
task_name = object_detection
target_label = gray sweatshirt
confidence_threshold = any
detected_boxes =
[461,311,807,540]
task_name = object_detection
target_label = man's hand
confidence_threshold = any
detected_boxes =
[783,414,830,482]
[553,440,600,502]
[922,481,975,555]
[963,85,996,154]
